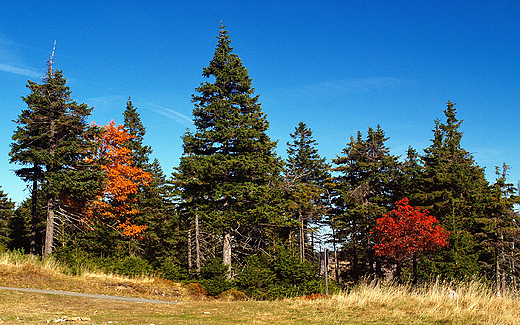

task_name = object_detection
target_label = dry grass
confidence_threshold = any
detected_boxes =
[285,280,520,324]
[1,250,519,324]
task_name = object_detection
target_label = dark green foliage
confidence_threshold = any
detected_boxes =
[10,64,103,256]
[329,125,401,280]
[174,24,283,272]
[396,147,423,204]
[122,99,182,264]
[158,256,188,281]
[476,164,520,287]
[105,256,153,277]
[195,258,233,296]
[286,122,330,185]
[235,244,327,299]
[285,122,330,261]
[55,245,153,277]
[417,101,493,279]
[0,188,16,250]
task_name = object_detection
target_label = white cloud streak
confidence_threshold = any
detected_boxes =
[146,103,192,126]
[308,77,408,94]
[0,63,40,78]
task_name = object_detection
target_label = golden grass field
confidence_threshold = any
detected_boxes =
[0,252,519,324]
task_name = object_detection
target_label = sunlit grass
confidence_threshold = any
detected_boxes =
[1,249,519,324]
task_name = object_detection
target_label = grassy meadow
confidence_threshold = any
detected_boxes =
[0,251,519,324]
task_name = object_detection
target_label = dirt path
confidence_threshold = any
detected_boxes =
[0,286,180,304]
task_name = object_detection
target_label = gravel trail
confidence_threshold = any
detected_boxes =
[0,286,180,304]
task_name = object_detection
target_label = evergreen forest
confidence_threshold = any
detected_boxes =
[1,25,519,299]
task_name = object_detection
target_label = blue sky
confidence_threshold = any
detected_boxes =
[1,0,519,204]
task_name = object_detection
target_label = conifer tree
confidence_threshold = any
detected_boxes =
[418,101,493,278]
[0,187,15,250]
[285,122,330,261]
[123,98,153,168]
[174,24,282,277]
[479,164,519,290]
[10,58,102,257]
[329,125,400,280]
[396,147,423,204]
[122,99,179,264]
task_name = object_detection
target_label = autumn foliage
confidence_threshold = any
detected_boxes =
[88,121,152,237]
[372,198,449,262]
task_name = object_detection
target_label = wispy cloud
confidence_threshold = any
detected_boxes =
[0,63,40,78]
[87,95,125,105]
[146,103,192,126]
[307,77,408,94]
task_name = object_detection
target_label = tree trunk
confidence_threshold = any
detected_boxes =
[299,211,305,262]
[368,248,375,274]
[223,232,232,279]
[412,253,418,285]
[352,244,359,281]
[187,227,192,273]
[44,195,55,257]
[195,214,201,274]
[44,119,56,258]
[29,177,38,256]
[324,248,329,295]
[395,260,402,282]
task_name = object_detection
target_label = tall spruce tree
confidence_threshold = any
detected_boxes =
[418,101,492,278]
[0,187,15,250]
[174,24,282,277]
[123,98,153,168]
[481,164,520,291]
[285,122,330,261]
[122,99,178,265]
[329,125,400,280]
[10,58,102,257]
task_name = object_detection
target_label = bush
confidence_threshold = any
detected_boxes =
[195,258,232,296]
[235,244,331,299]
[184,282,207,296]
[159,257,188,281]
[54,246,102,275]
[220,288,248,301]
[55,247,154,278]
[105,256,153,277]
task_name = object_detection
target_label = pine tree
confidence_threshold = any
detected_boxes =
[121,98,179,266]
[123,98,153,168]
[480,164,520,291]
[329,125,401,280]
[174,24,283,277]
[285,122,330,261]
[0,187,15,250]
[10,57,102,257]
[396,147,423,204]
[418,101,493,278]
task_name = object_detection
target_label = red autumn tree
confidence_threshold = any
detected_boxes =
[88,121,152,238]
[372,198,449,282]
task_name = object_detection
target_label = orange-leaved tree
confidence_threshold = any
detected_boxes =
[88,120,152,238]
[371,198,449,282]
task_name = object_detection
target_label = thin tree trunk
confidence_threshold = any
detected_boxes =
[412,253,418,285]
[352,244,359,281]
[324,248,329,295]
[44,119,56,258]
[195,214,201,274]
[376,256,382,279]
[223,232,232,279]
[29,177,38,256]
[395,260,401,282]
[332,228,340,284]
[368,248,375,275]
[299,212,305,262]
[187,227,192,273]
[44,195,55,257]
